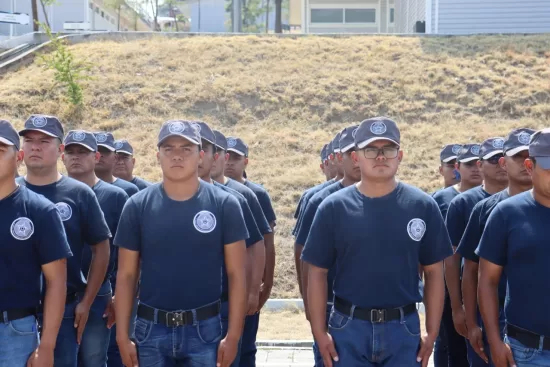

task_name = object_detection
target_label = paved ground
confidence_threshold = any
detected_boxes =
[256,347,435,367]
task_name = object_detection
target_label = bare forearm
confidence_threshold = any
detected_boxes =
[301,261,310,315]
[115,272,138,341]
[82,242,110,306]
[478,276,501,345]
[247,241,265,294]
[41,276,67,349]
[227,270,247,340]
[294,243,304,297]
[462,260,479,329]
[444,252,463,310]
[424,263,446,337]
[263,231,275,285]
[307,268,328,339]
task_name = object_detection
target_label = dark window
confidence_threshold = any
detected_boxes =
[101,11,105,18]
[311,9,343,23]
[344,9,376,23]
[390,8,395,23]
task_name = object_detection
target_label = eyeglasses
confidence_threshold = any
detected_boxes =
[483,154,504,165]
[362,147,399,159]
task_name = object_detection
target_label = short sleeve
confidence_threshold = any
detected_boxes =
[419,200,453,266]
[296,199,318,246]
[301,200,336,270]
[475,207,508,266]
[247,192,272,236]
[82,189,111,246]
[446,198,465,246]
[114,198,141,252]
[294,193,306,219]
[257,190,277,224]
[240,199,263,248]
[35,206,73,265]
[457,203,483,263]
[222,195,250,245]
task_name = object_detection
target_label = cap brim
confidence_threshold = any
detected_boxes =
[157,133,200,147]
[356,137,400,150]
[535,156,550,170]
[97,143,116,151]
[482,150,503,160]
[116,150,133,155]
[19,128,59,138]
[505,146,529,156]
[65,142,96,152]
[0,137,15,146]
[333,148,341,153]
[459,156,479,163]
[340,143,355,153]
[215,144,226,151]
[201,137,216,146]
[227,148,246,156]
[442,155,457,163]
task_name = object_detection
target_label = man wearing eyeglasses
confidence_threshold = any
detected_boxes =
[456,129,534,367]
[302,117,452,367]
[444,139,508,347]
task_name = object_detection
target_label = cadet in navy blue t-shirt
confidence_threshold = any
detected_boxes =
[302,117,452,367]
[61,130,130,367]
[114,120,249,367]
[477,128,550,367]
[93,132,140,197]
[0,120,72,367]
[444,139,508,339]
[457,128,535,367]
[18,115,111,367]
[113,139,152,191]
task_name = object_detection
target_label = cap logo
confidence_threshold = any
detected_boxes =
[95,133,108,143]
[193,210,217,233]
[227,138,237,148]
[492,139,504,149]
[370,121,387,135]
[168,121,185,134]
[191,122,201,133]
[114,141,124,150]
[55,202,72,221]
[32,116,48,128]
[452,145,462,155]
[352,128,358,138]
[407,218,426,242]
[72,131,86,142]
[518,132,531,145]
[10,217,34,241]
[471,145,480,155]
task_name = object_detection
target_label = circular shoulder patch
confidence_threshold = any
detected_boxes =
[72,130,86,142]
[227,138,237,148]
[492,138,504,149]
[95,133,108,143]
[470,145,480,155]
[55,202,73,221]
[518,132,531,145]
[11,217,35,241]
[114,141,124,150]
[407,218,426,242]
[370,121,387,135]
[452,145,462,155]
[32,116,48,128]
[169,121,185,134]
[193,210,217,233]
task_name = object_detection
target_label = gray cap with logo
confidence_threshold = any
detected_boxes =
[0,119,21,150]
[528,128,550,169]
[339,125,359,153]
[64,130,97,152]
[354,117,400,149]
[213,130,227,151]
[226,137,248,157]
[19,114,64,140]
[332,132,342,154]
[504,128,536,156]
[114,140,133,155]
[192,121,216,146]
[457,143,481,163]
[158,120,201,147]
[320,144,328,162]
[479,137,505,160]
[93,132,116,151]
[440,144,462,163]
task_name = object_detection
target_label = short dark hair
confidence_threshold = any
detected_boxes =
[201,140,217,154]
[441,159,457,166]
[530,157,537,165]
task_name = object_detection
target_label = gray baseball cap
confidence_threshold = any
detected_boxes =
[440,144,462,163]
[64,130,97,152]
[0,119,21,150]
[157,120,201,147]
[192,121,216,146]
[114,139,133,155]
[327,141,335,156]
[504,128,536,156]
[332,132,342,154]
[528,128,550,169]
[213,130,227,151]
[19,114,64,140]
[354,117,400,149]
[320,144,328,162]
[479,137,505,160]
[226,137,248,157]
[339,125,359,153]
[458,144,481,163]
[93,132,116,151]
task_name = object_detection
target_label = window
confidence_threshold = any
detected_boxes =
[101,11,105,18]
[105,15,110,22]
[311,9,344,23]
[390,8,395,23]
[345,9,376,23]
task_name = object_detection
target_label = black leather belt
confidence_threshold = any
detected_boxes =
[507,324,550,351]
[0,308,36,322]
[334,297,416,323]
[138,301,220,327]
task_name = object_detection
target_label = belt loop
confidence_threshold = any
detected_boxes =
[191,309,198,325]
[153,308,159,324]
[349,305,356,320]
[2,311,7,324]
[399,306,405,324]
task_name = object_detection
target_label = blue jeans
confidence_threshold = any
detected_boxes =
[54,300,80,367]
[134,312,223,366]
[505,335,550,366]
[312,306,333,367]
[466,306,506,367]
[107,297,138,367]
[434,291,469,367]
[78,281,112,367]
[0,315,39,367]
[329,308,421,366]
[220,301,242,367]
[239,313,260,367]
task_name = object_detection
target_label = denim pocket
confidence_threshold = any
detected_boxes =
[196,315,223,344]
[134,317,153,345]
[9,315,38,336]
[402,312,421,337]
[505,336,537,363]
[328,310,350,331]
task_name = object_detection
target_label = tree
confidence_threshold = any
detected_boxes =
[32,0,39,31]
[105,0,126,31]
[265,0,270,33]
[165,0,180,31]
[274,0,282,33]
[146,0,160,31]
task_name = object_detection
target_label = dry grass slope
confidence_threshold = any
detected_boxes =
[1,35,549,298]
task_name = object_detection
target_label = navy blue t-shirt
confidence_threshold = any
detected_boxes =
[446,186,490,246]
[81,180,129,282]
[112,178,139,197]
[244,180,277,224]
[0,186,72,309]
[114,182,249,311]
[293,179,336,235]
[131,176,152,191]
[432,186,460,219]
[476,191,550,336]
[302,182,453,308]
[17,176,111,294]
[224,178,271,236]
[457,190,510,302]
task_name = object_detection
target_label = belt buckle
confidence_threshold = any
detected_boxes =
[370,309,385,323]
[167,311,186,327]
